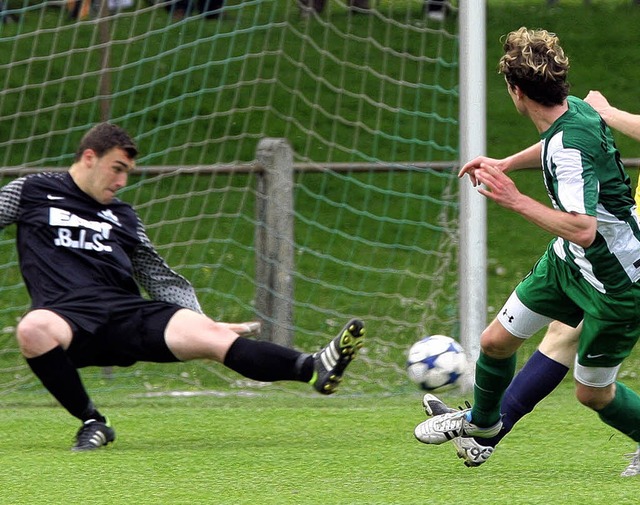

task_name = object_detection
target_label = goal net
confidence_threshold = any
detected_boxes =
[0,0,460,398]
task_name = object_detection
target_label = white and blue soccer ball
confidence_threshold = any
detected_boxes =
[406,335,468,391]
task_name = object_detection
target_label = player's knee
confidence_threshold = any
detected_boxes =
[16,317,46,355]
[479,330,512,359]
[539,321,579,366]
[16,311,69,357]
[575,382,615,411]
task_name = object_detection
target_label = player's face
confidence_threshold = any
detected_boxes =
[87,147,135,204]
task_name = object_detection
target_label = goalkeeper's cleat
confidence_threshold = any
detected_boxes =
[310,318,365,395]
[72,418,115,452]
[414,409,502,445]
[621,447,640,477]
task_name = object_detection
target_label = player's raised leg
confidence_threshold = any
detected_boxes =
[167,311,365,395]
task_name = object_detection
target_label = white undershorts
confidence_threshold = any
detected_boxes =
[496,291,554,339]
[497,291,620,387]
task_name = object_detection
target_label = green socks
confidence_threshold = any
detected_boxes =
[471,352,517,427]
[598,381,640,443]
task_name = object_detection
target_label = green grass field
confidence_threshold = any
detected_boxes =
[1,384,638,504]
[2,0,640,503]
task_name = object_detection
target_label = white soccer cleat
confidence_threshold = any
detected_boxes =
[621,447,640,477]
[452,436,494,467]
[422,393,459,416]
[414,409,502,445]
[418,393,495,467]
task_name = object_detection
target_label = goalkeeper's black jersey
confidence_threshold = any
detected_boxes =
[0,172,201,312]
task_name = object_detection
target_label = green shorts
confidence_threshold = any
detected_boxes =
[515,248,640,369]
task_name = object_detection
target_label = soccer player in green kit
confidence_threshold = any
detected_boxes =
[414,27,640,475]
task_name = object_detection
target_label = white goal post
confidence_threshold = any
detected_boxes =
[458,0,487,364]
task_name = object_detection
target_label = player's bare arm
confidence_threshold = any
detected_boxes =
[474,163,597,248]
[459,143,542,185]
[500,142,543,172]
[585,90,640,142]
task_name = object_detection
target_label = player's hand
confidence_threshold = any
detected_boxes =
[459,156,505,186]
[473,163,522,210]
[584,90,611,113]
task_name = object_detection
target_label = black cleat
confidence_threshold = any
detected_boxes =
[72,419,115,452]
[310,319,365,395]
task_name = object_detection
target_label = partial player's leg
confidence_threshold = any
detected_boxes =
[569,307,640,477]
[165,309,365,394]
[475,320,578,449]
[418,321,576,468]
[414,317,522,444]
[17,309,114,451]
[414,319,519,445]
[415,289,555,448]
[575,313,640,441]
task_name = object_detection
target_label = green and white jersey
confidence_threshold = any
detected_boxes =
[540,95,640,294]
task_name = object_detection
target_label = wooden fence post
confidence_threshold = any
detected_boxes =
[255,138,294,346]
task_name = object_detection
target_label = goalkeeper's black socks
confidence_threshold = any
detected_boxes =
[25,345,100,421]
[223,336,314,382]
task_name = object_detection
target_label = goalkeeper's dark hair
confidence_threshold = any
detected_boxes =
[74,122,138,161]
[498,26,570,106]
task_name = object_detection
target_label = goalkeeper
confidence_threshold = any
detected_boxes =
[6,122,365,451]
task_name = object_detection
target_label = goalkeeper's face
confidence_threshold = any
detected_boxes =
[83,147,135,204]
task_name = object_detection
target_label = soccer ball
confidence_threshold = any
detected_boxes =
[406,335,468,391]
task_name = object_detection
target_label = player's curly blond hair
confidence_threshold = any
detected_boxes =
[498,27,570,106]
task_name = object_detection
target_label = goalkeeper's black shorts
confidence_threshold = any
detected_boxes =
[30,287,183,368]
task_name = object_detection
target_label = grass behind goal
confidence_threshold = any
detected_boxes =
[1,1,639,390]
[3,0,640,397]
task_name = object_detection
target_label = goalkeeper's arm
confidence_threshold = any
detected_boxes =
[131,216,203,313]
